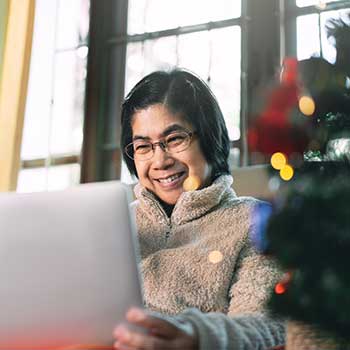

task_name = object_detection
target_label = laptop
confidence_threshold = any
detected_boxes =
[0,181,143,350]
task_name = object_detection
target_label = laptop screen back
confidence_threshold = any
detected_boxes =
[0,181,142,349]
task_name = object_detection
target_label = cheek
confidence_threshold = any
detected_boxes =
[186,152,211,179]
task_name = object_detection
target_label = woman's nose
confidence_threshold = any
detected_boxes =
[151,145,174,169]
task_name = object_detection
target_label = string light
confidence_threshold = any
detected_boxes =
[280,164,294,181]
[271,152,287,170]
[299,95,315,116]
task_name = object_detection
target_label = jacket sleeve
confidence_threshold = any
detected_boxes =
[173,242,285,350]
[174,309,285,350]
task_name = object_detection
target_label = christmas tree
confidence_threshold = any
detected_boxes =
[251,12,350,347]
[266,162,350,342]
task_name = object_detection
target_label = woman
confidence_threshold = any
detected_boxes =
[113,69,284,350]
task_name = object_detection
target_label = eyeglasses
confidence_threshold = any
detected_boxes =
[125,130,196,161]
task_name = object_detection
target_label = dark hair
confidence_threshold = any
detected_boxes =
[121,68,230,180]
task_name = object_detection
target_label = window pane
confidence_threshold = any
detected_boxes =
[56,0,90,49]
[320,10,350,64]
[178,31,210,79]
[177,27,241,139]
[21,0,88,160]
[50,50,86,155]
[21,0,57,160]
[17,168,48,193]
[143,36,177,74]
[125,36,177,94]
[297,10,349,62]
[125,42,145,94]
[128,0,241,34]
[47,164,80,190]
[296,0,342,8]
[210,26,241,141]
[297,14,320,59]
[17,164,80,193]
[127,0,147,35]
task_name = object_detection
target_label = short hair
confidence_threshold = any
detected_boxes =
[121,68,230,180]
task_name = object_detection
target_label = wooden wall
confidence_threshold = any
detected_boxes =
[0,0,35,191]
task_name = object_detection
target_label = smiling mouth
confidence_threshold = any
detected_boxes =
[156,172,185,184]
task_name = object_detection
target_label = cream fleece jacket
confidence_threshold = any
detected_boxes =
[133,175,285,350]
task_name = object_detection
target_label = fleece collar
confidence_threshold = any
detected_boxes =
[134,175,236,225]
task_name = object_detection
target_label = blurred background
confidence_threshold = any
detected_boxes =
[0,0,349,193]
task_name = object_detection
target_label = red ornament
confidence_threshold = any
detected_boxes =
[248,57,312,158]
[280,57,298,85]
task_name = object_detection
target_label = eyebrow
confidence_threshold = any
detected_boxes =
[132,124,189,141]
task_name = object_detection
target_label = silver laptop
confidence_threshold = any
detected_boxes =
[0,181,143,349]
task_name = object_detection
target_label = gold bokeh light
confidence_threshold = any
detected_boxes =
[183,175,201,191]
[271,152,287,170]
[299,95,315,116]
[280,164,294,181]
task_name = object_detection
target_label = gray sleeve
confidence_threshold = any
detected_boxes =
[154,285,285,350]
[174,309,285,350]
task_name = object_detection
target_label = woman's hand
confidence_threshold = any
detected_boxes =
[113,307,198,350]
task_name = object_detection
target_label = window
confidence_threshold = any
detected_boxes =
[284,0,350,59]
[84,1,349,184]
[297,9,349,62]
[17,0,90,192]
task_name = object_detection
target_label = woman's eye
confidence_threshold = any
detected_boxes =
[134,144,151,153]
[167,135,185,144]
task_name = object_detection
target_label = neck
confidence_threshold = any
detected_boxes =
[160,200,175,217]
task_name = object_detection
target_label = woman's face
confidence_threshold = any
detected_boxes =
[131,103,212,205]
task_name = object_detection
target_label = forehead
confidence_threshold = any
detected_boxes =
[131,104,192,138]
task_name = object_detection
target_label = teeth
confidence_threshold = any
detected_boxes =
[158,173,182,183]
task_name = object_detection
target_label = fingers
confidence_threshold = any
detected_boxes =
[126,307,180,339]
[114,324,168,350]
[114,308,198,350]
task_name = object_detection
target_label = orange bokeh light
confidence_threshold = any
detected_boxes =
[275,283,286,295]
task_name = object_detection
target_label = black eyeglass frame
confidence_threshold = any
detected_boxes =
[124,130,197,161]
